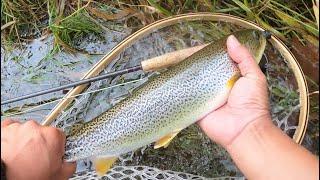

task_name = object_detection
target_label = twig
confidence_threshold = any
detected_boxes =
[1,20,16,31]
[309,91,319,96]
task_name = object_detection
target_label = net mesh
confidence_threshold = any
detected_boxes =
[70,166,245,180]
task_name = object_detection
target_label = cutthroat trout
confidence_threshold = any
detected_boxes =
[65,29,267,175]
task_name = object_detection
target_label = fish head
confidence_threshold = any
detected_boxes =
[63,123,92,162]
[233,29,267,64]
[64,136,83,162]
[64,136,95,162]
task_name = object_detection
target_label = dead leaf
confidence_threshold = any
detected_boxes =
[275,10,302,29]
[1,20,16,31]
[302,34,319,48]
[291,37,319,83]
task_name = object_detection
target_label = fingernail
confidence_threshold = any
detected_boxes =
[227,35,241,49]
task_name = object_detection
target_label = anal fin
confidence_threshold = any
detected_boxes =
[154,129,181,149]
[93,157,117,176]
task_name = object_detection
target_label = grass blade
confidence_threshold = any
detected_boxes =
[274,10,302,28]
[231,0,254,19]
[1,20,16,31]
[313,0,319,29]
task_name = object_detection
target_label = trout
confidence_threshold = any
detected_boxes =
[65,29,267,175]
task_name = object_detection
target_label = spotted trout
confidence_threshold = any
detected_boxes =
[65,29,267,175]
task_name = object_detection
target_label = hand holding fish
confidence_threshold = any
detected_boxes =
[63,30,270,175]
[1,120,76,180]
[198,35,270,147]
[199,35,319,180]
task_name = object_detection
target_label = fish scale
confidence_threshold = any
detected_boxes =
[64,30,267,173]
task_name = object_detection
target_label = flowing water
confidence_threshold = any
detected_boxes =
[1,20,316,178]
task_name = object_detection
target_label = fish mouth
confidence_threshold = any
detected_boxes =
[262,31,272,39]
[64,140,78,162]
[63,149,84,162]
[63,152,73,162]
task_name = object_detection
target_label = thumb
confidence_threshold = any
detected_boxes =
[227,35,264,80]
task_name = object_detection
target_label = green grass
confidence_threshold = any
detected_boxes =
[1,0,319,49]
[1,0,103,51]
[47,0,103,53]
[1,0,47,44]
[147,0,319,43]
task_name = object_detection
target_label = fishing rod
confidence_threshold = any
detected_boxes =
[1,78,145,117]
[1,66,142,105]
[1,45,206,106]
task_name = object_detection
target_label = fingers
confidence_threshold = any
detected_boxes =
[42,126,66,158]
[1,119,19,128]
[60,162,77,179]
[52,161,76,180]
[23,120,40,128]
[227,35,265,80]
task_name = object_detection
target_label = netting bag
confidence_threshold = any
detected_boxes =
[70,166,245,180]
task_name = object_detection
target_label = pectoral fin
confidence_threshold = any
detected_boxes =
[154,130,181,149]
[93,157,117,176]
[226,72,241,89]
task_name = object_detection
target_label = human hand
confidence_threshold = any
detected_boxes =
[1,119,76,180]
[198,35,271,148]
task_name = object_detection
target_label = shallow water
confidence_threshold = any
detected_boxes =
[0,20,315,178]
[1,29,131,121]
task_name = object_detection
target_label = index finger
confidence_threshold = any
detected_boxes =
[42,127,67,157]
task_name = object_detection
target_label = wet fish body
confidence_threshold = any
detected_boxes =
[65,30,266,174]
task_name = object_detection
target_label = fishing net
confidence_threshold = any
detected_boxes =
[51,21,300,179]
[70,166,245,180]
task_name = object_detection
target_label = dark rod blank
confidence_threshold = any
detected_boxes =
[1,65,143,105]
